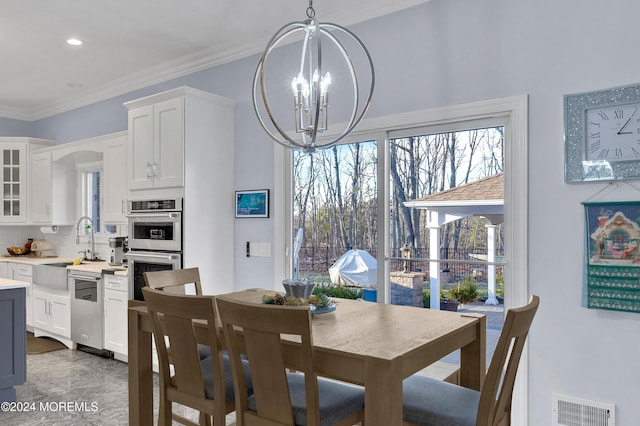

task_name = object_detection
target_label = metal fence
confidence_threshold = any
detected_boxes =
[298,246,504,283]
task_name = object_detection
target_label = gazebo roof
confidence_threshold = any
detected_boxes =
[403,173,504,223]
[405,173,503,207]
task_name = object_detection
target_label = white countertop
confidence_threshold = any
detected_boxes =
[0,256,128,275]
[0,255,75,265]
[0,278,30,289]
[67,261,127,275]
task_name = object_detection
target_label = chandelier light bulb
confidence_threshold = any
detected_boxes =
[320,72,331,95]
[291,74,308,97]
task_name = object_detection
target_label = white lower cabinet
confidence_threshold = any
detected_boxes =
[103,274,128,360]
[32,286,72,348]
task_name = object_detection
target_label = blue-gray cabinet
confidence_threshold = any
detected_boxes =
[0,287,26,402]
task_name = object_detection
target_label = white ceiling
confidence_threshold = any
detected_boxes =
[2,0,431,121]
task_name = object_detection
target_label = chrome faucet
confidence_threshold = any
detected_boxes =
[75,216,97,260]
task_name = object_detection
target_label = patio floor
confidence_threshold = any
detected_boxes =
[441,301,504,365]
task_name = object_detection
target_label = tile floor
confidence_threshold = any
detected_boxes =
[2,347,236,425]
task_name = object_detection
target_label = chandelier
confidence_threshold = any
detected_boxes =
[252,0,375,154]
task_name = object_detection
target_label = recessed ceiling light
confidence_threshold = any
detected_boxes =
[67,38,83,46]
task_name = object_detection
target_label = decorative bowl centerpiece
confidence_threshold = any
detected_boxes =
[7,246,29,256]
[282,279,315,299]
[263,281,335,315]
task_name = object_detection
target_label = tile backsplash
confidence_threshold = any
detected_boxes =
[0,224,127,260]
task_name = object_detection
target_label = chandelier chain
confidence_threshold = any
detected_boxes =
[306,0,315,18]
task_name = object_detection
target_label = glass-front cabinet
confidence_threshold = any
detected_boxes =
[1,143,26,222]
[0,138,55,223]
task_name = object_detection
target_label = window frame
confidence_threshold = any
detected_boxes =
[276,94,529,423]
[76,160,103,234]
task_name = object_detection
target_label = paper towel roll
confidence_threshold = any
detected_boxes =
[39,226,59,234]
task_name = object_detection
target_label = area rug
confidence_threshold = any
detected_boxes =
[26,332,67,354]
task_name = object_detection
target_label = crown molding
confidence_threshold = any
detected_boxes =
[0,105,33,121]
[26,41,267,122]
[2,0,432,122]
[0,40,264,121]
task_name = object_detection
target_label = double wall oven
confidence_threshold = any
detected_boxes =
[126,198,183,301]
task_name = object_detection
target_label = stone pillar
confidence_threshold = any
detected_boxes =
[390,271,425,307]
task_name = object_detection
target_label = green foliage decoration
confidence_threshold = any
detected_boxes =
[449,277,478,304]
[312,283,362,299]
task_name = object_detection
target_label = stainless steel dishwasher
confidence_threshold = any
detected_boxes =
[69,271,103,350]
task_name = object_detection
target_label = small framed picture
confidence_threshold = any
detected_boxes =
[235,189,269,218]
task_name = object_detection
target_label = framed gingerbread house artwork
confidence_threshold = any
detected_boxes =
[585,201,640,313]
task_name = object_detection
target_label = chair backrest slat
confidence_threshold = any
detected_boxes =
[477,295,539,426]
[163,314,203,396]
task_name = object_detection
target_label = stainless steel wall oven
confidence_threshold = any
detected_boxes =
[126,198,183,301]
[127,198,182,251]
[127,251,182,301]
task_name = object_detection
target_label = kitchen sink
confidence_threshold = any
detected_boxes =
[33,262,73,290]
[42,262,74,267]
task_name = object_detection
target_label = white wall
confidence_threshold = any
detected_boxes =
[235,0,640,422]
[3,0,638,422]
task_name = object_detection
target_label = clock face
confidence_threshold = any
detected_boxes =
[586,103,640,162]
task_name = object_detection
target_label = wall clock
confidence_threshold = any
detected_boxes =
[564,82,640,183]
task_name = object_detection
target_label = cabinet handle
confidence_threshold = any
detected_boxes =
[121,200,125,214]
[152,161,158,178]
[146,161,152,179]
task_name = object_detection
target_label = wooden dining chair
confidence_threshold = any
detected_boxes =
[141,287,253,426]
[144,268,211,360]
[216,296,365,426]
[403,295,540,426]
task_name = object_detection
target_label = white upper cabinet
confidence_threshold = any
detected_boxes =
[29,151,53,223]
[103,134,128,223]
[126,94,184,190]
[1,143,26,222]
[0,138,54,223]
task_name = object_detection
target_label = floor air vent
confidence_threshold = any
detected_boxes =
[553,394,615,426]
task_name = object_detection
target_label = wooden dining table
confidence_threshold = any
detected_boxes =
[128,288,486,426]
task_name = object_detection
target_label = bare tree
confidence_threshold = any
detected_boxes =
[292,126,504,276]
[390,138,417,249]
